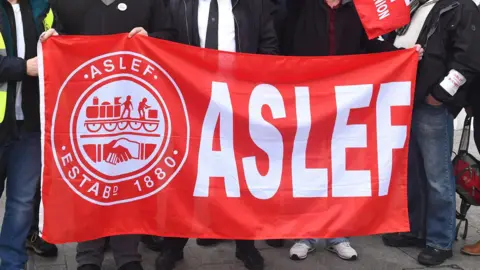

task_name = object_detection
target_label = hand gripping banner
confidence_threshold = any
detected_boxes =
[39,35,418,243]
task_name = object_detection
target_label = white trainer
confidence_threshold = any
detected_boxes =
[289,242,315,261]
[326,242,358,261]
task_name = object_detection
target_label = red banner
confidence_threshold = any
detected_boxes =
[354,0,411,39]
[39,35,417,243]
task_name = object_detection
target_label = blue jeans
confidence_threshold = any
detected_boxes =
[299,238,349,247]
[407,103,456,250]
[0,131,41,270]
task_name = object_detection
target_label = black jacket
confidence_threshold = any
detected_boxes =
[280,0,397,56]
[50,0,177,40]
[270,0,287,43]
[386,0,480,116]
[467,77,480,117]
[167,0,278,54]
[0,0,50,143]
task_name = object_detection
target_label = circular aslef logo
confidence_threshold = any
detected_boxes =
[51,52,189,205]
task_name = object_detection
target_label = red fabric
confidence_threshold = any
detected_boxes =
[454,156,480,205]
[39,34,418,244]
[354,0,410,39]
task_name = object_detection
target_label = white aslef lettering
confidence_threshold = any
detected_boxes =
[242,84,285,200]
[131,59,141,72]
[194,82,240,197]
[292,86,328,198]
[103,59,115,73]
[332,84,373,197]
[377,82,411,196]
[90,65,102,79]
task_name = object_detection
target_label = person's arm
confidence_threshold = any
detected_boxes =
[148,0,178,41]
[428,4,480,105]
[362,32,399,53]
[258,0,279,55]
[362,30,424,60]
[0,56,27,82]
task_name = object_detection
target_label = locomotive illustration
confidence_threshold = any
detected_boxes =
[84,96,160,133]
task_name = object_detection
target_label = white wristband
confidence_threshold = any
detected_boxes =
[439,69,467,96]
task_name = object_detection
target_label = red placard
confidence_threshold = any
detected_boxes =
[354,0,411,39]
[39,34,417,243]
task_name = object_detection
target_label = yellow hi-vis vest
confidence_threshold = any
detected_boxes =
[0,8,54,124]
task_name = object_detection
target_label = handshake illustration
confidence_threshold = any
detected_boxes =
[104,138,143,165]
[82,138,156,165]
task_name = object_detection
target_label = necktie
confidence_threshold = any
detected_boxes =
[205,0,219,49]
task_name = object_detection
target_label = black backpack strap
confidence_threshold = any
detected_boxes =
[458,116,472,154]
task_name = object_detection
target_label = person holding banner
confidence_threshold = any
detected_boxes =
[40,1,177,270]
[461,77,480,256]
[0,0,54,269]
[156,0,277,270]
[45,0,177,40]
[279,0,408,56]
[382,0,480,266]
[271,0,425,262]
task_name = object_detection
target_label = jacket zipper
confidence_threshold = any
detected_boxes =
[182,0,192,45]
[232,0,241,52]
[423,2,460,50]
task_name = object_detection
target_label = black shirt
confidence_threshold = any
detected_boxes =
[50,0,177,40]
[282,0,396,56]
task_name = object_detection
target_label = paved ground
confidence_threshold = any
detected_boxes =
[4,131,480,270]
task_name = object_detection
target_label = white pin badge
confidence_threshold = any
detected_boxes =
[118,3,127,11]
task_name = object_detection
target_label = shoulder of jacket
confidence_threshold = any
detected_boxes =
[28,0,51,20]
[453,0,479,10]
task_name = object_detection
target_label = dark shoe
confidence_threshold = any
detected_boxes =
[155,250,184,270]
[382,233,425,248]
[141,235,164,252]
[77,265,101,270]
[118,262,143,270]
[236,247,265,270]
[418,246,453,266]
[196,238,220,247]
[265,239,284,248]
[26,232,58,257]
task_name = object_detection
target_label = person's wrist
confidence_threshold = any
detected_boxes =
[26,59,31,76]
[24,59,28,76]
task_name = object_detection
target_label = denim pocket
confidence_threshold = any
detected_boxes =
[423,102,443,109]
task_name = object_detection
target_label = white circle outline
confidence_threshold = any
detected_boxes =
[51,51,190,206]
[69,74,171,183]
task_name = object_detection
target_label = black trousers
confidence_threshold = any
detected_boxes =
[163,237,255,253]
[30,181,41,234]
